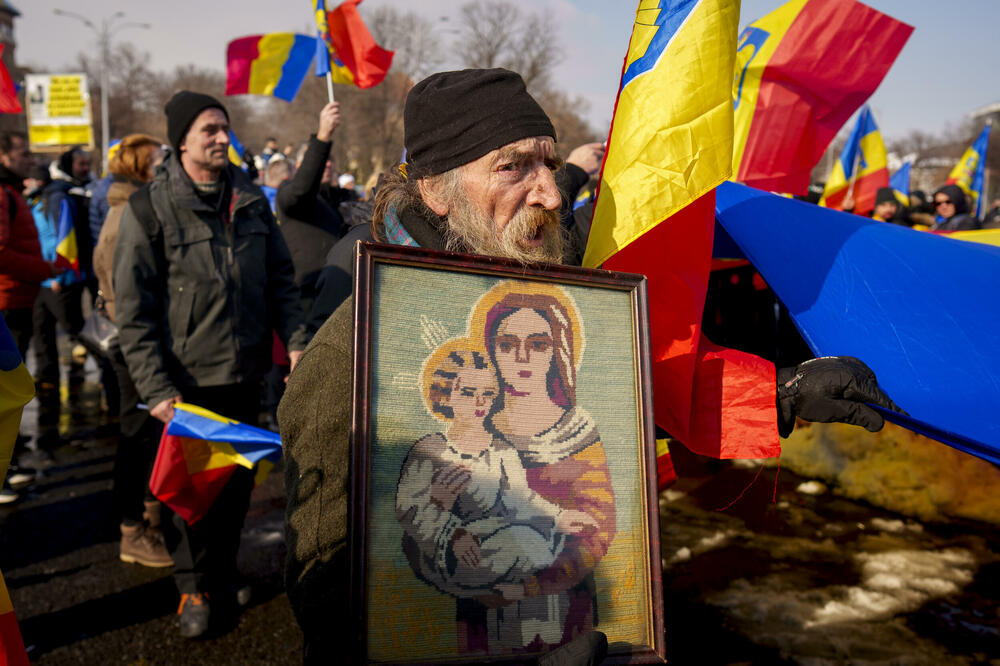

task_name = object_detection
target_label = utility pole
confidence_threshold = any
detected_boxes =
[53,9,150,175]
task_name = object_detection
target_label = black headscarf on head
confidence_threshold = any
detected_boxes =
[58,146,87,182]
[933,184,969,217]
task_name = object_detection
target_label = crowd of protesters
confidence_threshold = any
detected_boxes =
[803,181,1000,230]
[0,67,972,659]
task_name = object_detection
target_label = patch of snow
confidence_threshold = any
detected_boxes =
[797,480,828,495]
[698,531,728,549]
[806,549,976,627]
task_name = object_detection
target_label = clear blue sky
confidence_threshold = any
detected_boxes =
[14,1,1000,141]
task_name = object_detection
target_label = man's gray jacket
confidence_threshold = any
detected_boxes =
[113,156,309,408]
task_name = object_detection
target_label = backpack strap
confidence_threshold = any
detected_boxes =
[127,185,159,236]
[126,184,167,278]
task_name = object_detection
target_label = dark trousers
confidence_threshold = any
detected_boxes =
[110,350,162,524]
[1,308,33,359]
[31,283,85,385]
[159,382,261,595]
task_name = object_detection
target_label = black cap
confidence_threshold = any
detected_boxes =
[165,91,229,154]
[875,187,898,206]
[403,69,555,177]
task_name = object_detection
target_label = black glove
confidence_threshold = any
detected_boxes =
[776,356,902,438]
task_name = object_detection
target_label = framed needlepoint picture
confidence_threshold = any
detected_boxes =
[350,242,664,664]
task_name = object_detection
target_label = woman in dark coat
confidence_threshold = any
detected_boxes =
[931,184,981,231]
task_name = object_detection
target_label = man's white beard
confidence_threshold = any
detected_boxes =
[443,189,564,265]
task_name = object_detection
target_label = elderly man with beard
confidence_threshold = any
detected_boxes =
[279,68,898,664]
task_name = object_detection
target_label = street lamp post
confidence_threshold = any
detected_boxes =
[52,9,150,175]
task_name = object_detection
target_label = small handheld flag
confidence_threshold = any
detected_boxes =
[314,0,393,90]
[819,106,889,215]
[225,33,316,102]
[890,159,912,207]
[946,122,991,219]
[53,197,79,275]
[149,403,282,526]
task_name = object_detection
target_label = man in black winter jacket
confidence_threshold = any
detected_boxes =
[275,102,346,321]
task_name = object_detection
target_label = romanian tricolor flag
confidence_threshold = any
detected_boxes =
[314,0,393,89]
[53,196,79,274]
[819,106,889,215]
[732,0,912,195]
[149,403,282,526]
[586,0,779,481]
[225,33,316,103]
[890,159,912,207]
[946,122,991,219]
[228,129,246,169]
[0,316,34,666]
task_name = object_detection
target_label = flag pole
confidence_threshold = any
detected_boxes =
[980,118,992,218]
[845,147,863,204]
[326,71,335,102]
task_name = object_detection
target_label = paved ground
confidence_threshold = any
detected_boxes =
[2,373,997,664]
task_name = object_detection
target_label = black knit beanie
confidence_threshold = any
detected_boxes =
[874,187,897,206]
[165,91,229,154]
[403,69,555,176]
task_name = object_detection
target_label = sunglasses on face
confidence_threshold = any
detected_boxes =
[934,199,953,207]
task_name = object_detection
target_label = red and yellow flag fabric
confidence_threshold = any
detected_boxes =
[586,0,779,480]
[225,33,316,102]
[149,403,282,526]
[0,45,21,114]
[0,573,28,666]
[314,0,393,89]
[819,105,889,215]
[0,315,34,666]
[732,0,912,195]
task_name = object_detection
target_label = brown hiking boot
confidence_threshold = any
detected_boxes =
[120,522,174,568]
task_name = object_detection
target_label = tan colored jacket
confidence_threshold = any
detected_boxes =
[92,180,138,321]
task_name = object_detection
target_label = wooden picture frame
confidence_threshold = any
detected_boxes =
[350,242,664,664]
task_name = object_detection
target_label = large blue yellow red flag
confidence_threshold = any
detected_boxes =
[717,181,1000,464]
[149,403,282,525]
[732,0,912,195]
[586,0,779,473]
[890,159,912,207]
[314,0,393,89]
[225,33,316,102]
[0,315,35,666]
[946,122,991,219]
[53,196,79,275]
[819,106,889,215]
[227,129,246,169]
